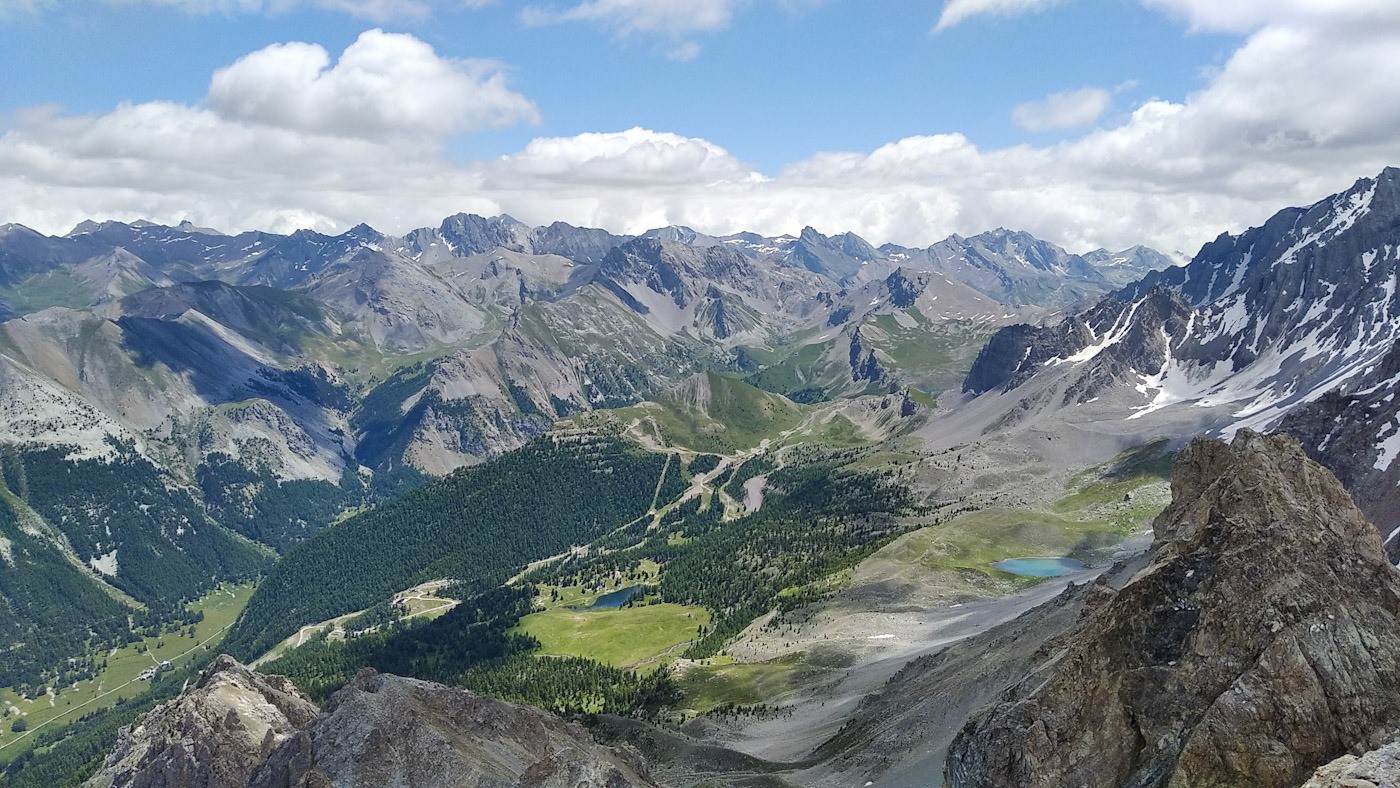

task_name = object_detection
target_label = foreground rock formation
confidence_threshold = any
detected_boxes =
[1303,739,1400,787]
[251,668,657,788]
[87,658,657,788]
[85,655,318,788]
[946,430,1400,787]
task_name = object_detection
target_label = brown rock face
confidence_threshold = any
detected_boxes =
[85,655,319,788]
[249,669,658,788]
[947,431,1400,788]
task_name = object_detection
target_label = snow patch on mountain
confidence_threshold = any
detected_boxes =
[1054,299,1144,366]
[1376,419,1400,474]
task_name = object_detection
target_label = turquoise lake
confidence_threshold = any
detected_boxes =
[992,557,1086,577]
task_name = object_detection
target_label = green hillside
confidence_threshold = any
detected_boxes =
[620,371,807,454]
[0,443,268,691]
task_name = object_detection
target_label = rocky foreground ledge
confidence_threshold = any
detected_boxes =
[947,430,1400,787]
[85,656,657,788]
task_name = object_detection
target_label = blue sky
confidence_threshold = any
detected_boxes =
[3,2,1237,171]
[1,1,1398,256]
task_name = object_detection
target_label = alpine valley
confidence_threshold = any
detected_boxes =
[3,169,1400,788]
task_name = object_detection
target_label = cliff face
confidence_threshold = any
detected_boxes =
[947,431,1400,788]
[86,655,318,788]
[86,659,657,788]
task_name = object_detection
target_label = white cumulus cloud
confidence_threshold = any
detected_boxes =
[4,3,1400,260]
[1012,87,1112,132]
[495,128,753,186]
[206,29,538,139]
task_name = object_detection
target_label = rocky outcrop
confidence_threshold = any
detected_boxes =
[86,655,318,788]
[947,431,1400,788]
[963,285,1192,397]
[87,658,658,788]
[848,329,887,385]
[1302,739,1400,787]
[252,669,657,788]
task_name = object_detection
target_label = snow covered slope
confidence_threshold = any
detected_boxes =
[965,168,1400,438]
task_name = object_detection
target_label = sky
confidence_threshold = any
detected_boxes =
[1,1,1399,257]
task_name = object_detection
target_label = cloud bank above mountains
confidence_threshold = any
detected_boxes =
[2,1,1399,257]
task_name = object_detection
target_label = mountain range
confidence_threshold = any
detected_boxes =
[6,167,1400,787]
[954,169,1400,473]
[0,214,1154,485]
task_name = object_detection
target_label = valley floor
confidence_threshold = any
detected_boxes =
[0,582,255,763]
[683,532,1151,773]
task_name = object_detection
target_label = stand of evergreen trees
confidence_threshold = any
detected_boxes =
[16,444,268,603]
[0,442,265,690]
[224,434,672,661]
[525,448,913,659]
[259,584,677,718]
[197,453,349,552]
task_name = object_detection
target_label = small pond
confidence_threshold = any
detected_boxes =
[583,585,644,610]
[992,557,1086,577]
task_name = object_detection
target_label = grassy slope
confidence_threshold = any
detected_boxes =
[884,506,1137,582]
[867,313,992,393]
[744,341,846,400]
[677,653,821,713]
[638,372,807,454]
[517,603,711,671]
[516,560,711,672]
[744,310,991,401]
[870,440,1173,591]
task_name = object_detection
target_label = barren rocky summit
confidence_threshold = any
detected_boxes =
[86,658,657,788]
[85,655,318,788]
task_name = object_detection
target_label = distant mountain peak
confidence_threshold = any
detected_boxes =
[175,219,223,234]
[342,223,382,242]
[643,225,699,244]
[67,219,106,236]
